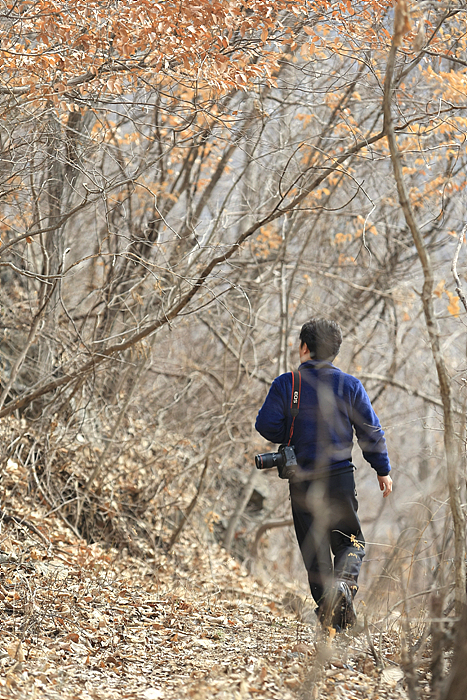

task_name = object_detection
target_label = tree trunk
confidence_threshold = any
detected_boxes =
[383,34,466,612]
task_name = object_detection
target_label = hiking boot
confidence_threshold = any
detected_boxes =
[337,580,357,630]
[317,580,357,632]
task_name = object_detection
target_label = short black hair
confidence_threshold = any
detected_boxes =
[299,318,342,361]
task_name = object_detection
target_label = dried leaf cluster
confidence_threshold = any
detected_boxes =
[0,428,418,700]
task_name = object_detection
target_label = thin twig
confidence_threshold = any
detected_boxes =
[0,509,50,547]
[251,519,294,558]
[167,457,210,551]
[357,372,465,415]
[451,224,467,314]
[364,615,384,670]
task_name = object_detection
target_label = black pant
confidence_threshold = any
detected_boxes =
[289,469,365,605]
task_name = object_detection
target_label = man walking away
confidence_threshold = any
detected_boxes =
[255,318,392,632]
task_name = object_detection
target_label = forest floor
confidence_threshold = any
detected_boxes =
[0,457,421,700]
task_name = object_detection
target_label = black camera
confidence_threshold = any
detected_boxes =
[255,445,297,480]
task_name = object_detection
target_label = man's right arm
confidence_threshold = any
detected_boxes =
[255,377,288,444]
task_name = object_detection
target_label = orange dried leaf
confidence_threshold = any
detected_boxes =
[446,291,460,317]
[394,0,412,46]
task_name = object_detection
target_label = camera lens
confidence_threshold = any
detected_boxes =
[255,452,284,470]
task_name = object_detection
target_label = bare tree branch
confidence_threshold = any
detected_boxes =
[451,224,467,314]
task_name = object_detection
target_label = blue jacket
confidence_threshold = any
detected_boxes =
[255,360,391,476]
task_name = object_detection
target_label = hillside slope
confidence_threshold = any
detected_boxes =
[0,448,414,700]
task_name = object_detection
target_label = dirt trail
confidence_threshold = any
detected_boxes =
[0,533,411,699]
[0,457,412,700]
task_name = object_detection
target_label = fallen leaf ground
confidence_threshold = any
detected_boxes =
[0,538,411,700]
[0,456,419,699]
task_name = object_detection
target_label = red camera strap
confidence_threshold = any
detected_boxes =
[287,370,301,446]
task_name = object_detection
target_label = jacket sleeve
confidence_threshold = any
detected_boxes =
[350,380,391,476]
[255,376,289,445]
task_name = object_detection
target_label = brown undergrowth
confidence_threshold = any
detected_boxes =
[0,417,437,699]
